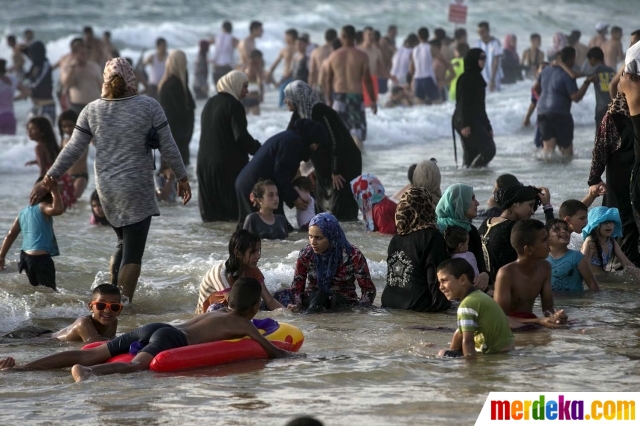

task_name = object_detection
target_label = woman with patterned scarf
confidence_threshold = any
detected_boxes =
[381,187,450,312]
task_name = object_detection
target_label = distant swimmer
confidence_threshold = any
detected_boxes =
[325,25,377,150]
[359,27,392,105]
[211,21,239,84]
[268,28,298,107]
[238,21,263,68]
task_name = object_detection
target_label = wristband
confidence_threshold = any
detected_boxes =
[543,204,553,210]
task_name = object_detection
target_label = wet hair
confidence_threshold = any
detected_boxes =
[434,28,446,41]
[611,26,622,34]
[456,42,469,57]
[560,46,576,63]
[342,25,356,42]
[285,28,298,40]
[292,176,312,192]
[57,109,78,139]
[587,47,604,62]
[444,225,469,253]
[530,33,541,41]
[225,229,261,280]
[332,39,342,50]
[103,74,127,98]
[418,27,430,42]
[545,218,569,233]
[251,179,277,208]
[28,117,60,162]
[222,21,233,33]
[156,37,167,46]
[250,21,263,32]
[0,59,5,75]
[558,199,587,219]
[510,219,546,254]
[7,35,16,45]
[437,258,475,283]
[355,31,364,45]
[496,173,520,190]
[83,26,93,35]
[406,33,419,47]
[92,284,121,299]
[90,189,101,205]
[286,417,324,426]
[407,163,417,184]
[325,29,337,43]
[34,177,53,204]
[453,28,467,41]
[228,277,262,313]
[589,228,613,272]
[478,21,490,31]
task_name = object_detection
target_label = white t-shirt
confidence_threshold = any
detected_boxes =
[147,54,166,85]
[213,32,235,67]
[476,37,504,88]
[411,42,434,79]
[391,47,413,84]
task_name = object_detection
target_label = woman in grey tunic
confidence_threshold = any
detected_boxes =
[31,58,191,301]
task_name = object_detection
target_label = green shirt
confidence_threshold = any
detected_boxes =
[448,58,465,102]
[457,290,514,354]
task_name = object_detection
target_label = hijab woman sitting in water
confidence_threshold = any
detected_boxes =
[274,213,376,312]
[452,48,496,168]
[196,229,283,314]
[350,173,397,235]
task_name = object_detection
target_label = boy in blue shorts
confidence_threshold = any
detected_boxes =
[436,258,514,359]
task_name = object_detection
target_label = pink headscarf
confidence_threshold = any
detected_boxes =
[103,57,138,96]
[503,34,519,62]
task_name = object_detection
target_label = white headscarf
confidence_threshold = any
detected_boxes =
[216,70,248,100]
[284,80,321,119]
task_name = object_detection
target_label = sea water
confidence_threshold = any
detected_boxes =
[0,1,639,425]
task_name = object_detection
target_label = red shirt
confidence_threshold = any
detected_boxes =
[373,197,397,235]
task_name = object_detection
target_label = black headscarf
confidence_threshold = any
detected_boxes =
[495,184,541,210]
[294,118,328,161]
[463,48,486,85]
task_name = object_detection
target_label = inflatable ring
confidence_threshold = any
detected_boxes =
[82,318,304,372]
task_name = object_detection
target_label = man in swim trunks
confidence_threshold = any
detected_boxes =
[325,25,377,150]
[0,278,295,381]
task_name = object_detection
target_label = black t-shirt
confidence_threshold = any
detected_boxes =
[243,213,289,240]
[381,228,450,312]
[477,218,518,282]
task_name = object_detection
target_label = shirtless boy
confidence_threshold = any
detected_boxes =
[52,284,122,342]
[325,25,377,150]
[602,26,624,69]
[268,28,298,107]
[494,219,568,329]
[239,21,263,68]
[0,278,295,381]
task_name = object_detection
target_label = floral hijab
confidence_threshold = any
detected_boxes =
[350,174,386,231]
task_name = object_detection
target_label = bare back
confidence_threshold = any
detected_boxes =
[360,45,383,76]
[496,260,550,314]
[177,309,257,345]
[602,40,624,68]
[239,37,255,66]
[328,47,369,93]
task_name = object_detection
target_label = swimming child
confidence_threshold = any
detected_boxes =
[242,49,265,115]
[0,179,63,290]
[89,190,109,226]
[196,230,283,313]
[350,173,397,235]
[292,176,315,231]
[436,258,514,359]
[26,117,76,209]
[243,180,289,240]
[0,278,296,381]
[444,225,479,277]
[155,161,177,203]
[546,219,599,291]
[58,109,88,199]
[52,284,122,342]
[580,207,636,274]
[494,219,568,328]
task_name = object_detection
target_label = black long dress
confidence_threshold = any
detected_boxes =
[235,129,307,225]
[158,75,195,166]
[198,93,260,222]
[453,48,496,168]
[288,103,361,221]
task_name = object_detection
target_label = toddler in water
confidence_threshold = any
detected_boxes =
[0,178,63,290]
[546,219,599,291]
[292,176,315,231]
[243,180,289,240]
[444,225,479,277]
[350,173,397,235]
[89,190,109,226]
[581,207,636,274]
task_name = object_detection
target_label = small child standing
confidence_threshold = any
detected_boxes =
[292,176,315,231]
[546,219,599,291]
[0,179,64,290]
[242,49,266,115]
[521,33,544,79]
[581,207,635,274]
[58,109,88,199]
[444,225,479,277]
[89,190,110,226]
[350,173,397,235]
[436,258,514,359]
[243,180,289,240]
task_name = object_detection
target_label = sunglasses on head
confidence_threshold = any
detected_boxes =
[90,301,123,312]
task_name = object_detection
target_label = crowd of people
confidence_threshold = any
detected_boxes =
[1,17,640,385]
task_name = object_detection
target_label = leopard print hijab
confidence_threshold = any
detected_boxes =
[608,93,630,117]
[395,187,437,236]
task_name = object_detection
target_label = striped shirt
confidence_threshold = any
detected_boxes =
[457,290,513,354]
[48,95,187,227]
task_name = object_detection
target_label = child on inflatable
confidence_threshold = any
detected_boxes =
[0,278,296,381]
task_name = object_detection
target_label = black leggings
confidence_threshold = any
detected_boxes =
[111,216,152,286]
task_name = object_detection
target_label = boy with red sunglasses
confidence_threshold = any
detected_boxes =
[52,284,122,342]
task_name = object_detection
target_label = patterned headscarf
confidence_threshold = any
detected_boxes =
[216,70,248,100]
[395,187,437,236]
[436,183,474,232]
[350,174,386,231]
[284,80,321,119]
[103,57,138,96]
[582,207,623,239]
[308,213,352,294]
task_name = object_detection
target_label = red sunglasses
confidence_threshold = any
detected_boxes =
[90,301,123,312]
